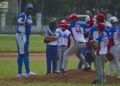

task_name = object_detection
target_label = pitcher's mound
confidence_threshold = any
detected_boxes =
[13,69,120,84]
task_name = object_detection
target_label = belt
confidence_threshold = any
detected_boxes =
[77,42,84,44]
[59,45,67,47]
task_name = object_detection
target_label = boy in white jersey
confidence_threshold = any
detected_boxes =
[107,16,120,78]
[61,13,90,73]
[56,20,71,72]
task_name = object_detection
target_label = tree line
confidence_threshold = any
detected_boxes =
[22,0,120,17]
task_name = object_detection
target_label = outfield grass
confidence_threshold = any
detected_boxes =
[0,35,45,53]
[0,58,119,86]
[0,57,86,86]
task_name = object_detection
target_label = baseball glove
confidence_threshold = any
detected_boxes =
[93,42,99,50]
[87,41,94,49]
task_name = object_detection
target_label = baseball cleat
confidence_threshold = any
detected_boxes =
[16,73,26,78]
[25,71,37,77]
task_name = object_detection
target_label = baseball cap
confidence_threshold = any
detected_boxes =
[110,16,118,24]
[96,13,105,20]
[26,3,33,9]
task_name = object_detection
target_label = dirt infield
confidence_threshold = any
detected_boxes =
[0,53,120,84]
[12,69,120,84]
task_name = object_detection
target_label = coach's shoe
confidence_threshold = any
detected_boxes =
[26,72,37,77]
[17,73,26,78]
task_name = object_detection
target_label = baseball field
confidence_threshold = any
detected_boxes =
[0,35,120,86]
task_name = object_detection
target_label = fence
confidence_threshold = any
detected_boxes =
[0,12,66,34]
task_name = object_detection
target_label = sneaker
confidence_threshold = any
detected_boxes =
[25,72,37,77]
[17,73,26,78]
[60,69,66,73]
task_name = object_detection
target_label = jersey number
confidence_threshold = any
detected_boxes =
[76,27,81,34]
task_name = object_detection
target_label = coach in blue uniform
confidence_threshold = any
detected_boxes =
[16,4,36,77]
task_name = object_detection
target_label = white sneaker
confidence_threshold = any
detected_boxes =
[25,72,37,77]
[17,73,26,78]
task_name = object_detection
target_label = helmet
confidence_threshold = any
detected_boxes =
[60,19,67,24]
[58,19,68,29]
[97,23,106,31]
[69,13,78,20]
[26,3,33,9]
[96,13,105,20]
[105,21,112,28]
[110,16,118,24]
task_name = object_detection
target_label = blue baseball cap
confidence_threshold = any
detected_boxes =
[26,3,33,9]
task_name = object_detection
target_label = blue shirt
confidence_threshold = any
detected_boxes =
[17,12,33,36]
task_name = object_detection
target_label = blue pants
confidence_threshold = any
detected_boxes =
[16,33,30,74]
[46,45,58,74]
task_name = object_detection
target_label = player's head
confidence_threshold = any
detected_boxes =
[69,13,78,23]
[58,19,68,30]
[86,10,92,16]
[25,3,33,15]
[105,21,112,29]
[96,13,105,23]
[49,20,57,32]
[110,16,118,26]
[97,23,106,33]
[85,15,90,24]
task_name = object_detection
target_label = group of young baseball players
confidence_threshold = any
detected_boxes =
[44,11,120,84]
[16,3,120,85]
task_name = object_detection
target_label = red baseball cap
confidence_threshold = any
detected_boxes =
[69,13,78,20]
[96,13,105,20]
[58,20,68,29]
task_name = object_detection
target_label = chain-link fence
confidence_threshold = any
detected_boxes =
[0,12,64,34]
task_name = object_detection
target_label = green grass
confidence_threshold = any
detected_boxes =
[0,58,78,80]
[0,35,45,53]
[0,35,119,86]
[0,58,119,86]
[0,58,85,86]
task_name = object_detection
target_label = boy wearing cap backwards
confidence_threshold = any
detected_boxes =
[55,20,71,73]
[16,4,36,77]
[107,16,120,78]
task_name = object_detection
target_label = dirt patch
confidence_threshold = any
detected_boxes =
[0,53,78,61]
[0,53,46,61]
[12,69,120,84]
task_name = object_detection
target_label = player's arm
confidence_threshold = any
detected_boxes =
[18,14,26,26]
[45,29,58,42]
[45,35,58,41]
